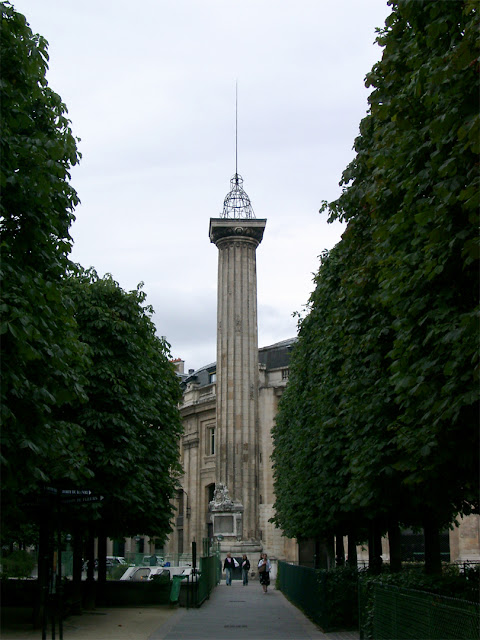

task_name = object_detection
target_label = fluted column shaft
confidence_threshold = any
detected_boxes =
[209,219,266,542]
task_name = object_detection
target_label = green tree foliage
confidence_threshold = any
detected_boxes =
[0,549,36,579]
[0,3,89,502]
[1,4,183,553]
[64,269,183,540]
[272,0,479,556]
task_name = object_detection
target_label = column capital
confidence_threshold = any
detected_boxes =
[209,218,266,247]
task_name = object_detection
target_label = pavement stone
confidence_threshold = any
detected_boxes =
[1,583,359,640]
[0,605,174,639]
[150,582,359,640]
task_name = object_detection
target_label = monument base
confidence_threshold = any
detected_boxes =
[209,483,262,558]
[217,539,263,556]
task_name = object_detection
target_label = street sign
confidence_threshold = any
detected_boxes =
[60,495,103,504]
[46,487,92,496]
[24,487,103,507]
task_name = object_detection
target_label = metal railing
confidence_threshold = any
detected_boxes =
[359,582,480,640]
[180,555,217,608]
[197,555,217,607]
[277,560,330,630]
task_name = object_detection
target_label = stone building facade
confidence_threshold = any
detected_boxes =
[164,338,298,564]
[163,343,480,567]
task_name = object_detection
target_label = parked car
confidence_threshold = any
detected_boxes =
[107,556,127,566]
[91,556,127,569]
[141,555,164,566]
[120,566,192,581]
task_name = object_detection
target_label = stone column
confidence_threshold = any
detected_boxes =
[209,218,266,548]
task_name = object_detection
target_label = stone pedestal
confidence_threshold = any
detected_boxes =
[209,483,263,555]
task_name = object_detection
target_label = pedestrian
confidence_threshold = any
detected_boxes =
[241,554,250,585]
[258,552,271,593]
[149,554,157,566]
[223,552,235,586]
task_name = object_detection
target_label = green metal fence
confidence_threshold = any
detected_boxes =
[181,552,218,608]
[277,561,329,630]
[360,582,480,640]
[196,555,217,607]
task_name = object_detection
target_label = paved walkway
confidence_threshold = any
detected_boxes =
[1,583,359,640]
[151,582,359,640]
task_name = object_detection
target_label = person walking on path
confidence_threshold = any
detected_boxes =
[258,552,271,593]
[223,552,236,586]
[241,554,250,585]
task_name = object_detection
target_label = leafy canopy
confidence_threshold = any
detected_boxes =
[272,0,479,542]
[1,4,184,548]
[64,269,183,540]
[0,2,88,499]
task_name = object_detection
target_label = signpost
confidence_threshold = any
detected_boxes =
[30,487,103,640]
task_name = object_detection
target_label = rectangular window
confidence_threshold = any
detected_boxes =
[178,529,184,555]
[282,368,290,380]
[177,490,184,515]
[208,484,215,503]
[113,540,125,556]
[209,372,216,383]
[206,426,215,455]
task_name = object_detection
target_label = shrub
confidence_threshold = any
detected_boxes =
[0,550,35,579]
[358,566,480,640]
[318,565,363,630]
[361,565,479,603]
[108,564,129,580]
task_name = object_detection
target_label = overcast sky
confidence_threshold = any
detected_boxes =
[13,0,390,371]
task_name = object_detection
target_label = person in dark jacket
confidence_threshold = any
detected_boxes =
[258,552,271,593]
[241,554,250,585]
[223,552,235,585]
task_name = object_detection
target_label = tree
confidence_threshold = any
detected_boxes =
[0,0,183,558]
[329,0,480,563]
[0,3,89,511]
[63,270,183,556]
[272,237,398,569]
[272,0,479,574]
[0,6,184,618]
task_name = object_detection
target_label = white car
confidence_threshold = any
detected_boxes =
[120,566,193,581]
[106,556,127,567]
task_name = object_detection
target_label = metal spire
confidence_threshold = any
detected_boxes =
[235,81,238,178]
[221,82,255,219]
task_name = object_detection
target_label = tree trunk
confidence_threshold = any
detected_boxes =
[388,520,402,573]
[335,530,345,567]
[97,533,107,583]
[314,535,334,570]
[424,518,442,575]
[83,532,96,609]
[368,519,383,574]
[347,533,358,568]
[71,529,84,614]
[32,516,51,629]
[314,537,321,569]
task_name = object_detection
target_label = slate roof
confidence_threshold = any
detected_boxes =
[180,338,296,389]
